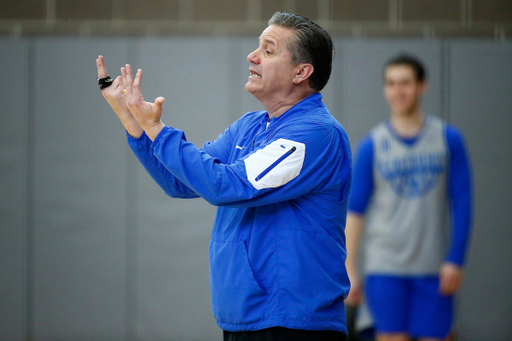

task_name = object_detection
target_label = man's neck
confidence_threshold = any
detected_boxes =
[264,89,316,118]
[390,109,424,138]
[267,103,295,118]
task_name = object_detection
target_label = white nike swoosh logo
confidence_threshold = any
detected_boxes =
[236,145,245,150]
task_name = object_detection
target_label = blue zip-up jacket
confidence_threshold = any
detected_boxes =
[128,93,352,333]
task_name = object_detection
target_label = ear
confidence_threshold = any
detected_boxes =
[418,80,428,96]
[293,63,314,85]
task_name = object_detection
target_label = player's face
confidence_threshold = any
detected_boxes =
[384,65,426,116]
[245,25,298,103]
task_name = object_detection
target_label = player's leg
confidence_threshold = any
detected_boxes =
[417,333,455,341]
[375,333,409,341]
[409,276,453,341]
[365,275,411,341]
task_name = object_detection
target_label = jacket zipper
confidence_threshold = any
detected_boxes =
[253,118,271,150]
[255,146,297,182]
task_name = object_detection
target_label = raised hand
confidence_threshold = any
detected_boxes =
[122,64,166,141]
[96,55,143,138]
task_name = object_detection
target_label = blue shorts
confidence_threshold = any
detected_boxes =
[365,275,453,339]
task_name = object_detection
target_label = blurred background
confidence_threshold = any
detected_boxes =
[0,1,511,340]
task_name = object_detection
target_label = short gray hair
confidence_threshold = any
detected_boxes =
[268,12,334,91]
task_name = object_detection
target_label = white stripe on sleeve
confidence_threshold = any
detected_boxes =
[244,138,305,190]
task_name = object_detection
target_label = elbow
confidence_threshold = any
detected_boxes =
[201,191,227,206]
[163,187,200,199]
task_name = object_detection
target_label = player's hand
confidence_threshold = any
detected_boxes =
[96,56,144,137]
[346,271,363,306]
[122,64,166,140]
[439,262,463,296]
[96,55,130,117]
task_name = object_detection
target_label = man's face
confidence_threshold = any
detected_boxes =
[384,65,426,115]
[245,25,298,102]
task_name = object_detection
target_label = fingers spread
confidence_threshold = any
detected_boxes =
[114,76,124,96]
[96,55,109,79]
[155,96,165,109]
[132,69,143,100]
[124,64,134,90]
[122,65,136,108]
[102,76,122,100]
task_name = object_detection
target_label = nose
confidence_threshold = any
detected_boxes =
[247,48,259,64]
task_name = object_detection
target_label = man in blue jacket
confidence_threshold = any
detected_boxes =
[96,12,351,341]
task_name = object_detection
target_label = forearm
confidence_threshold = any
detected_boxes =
[118,109,144,138]
[139,121,165,141]
[151,125,347,208]
[446,188,472,265]
[128,132,199,199]
[344,212,365,305]
[345,212,364,277]
[445,125,473,265]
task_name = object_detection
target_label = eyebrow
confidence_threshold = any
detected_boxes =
[259,37,276,46]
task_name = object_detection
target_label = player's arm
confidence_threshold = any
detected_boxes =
[115,61,242,198]
[129,131,200,198]
[345,212,365,306]
[440,125,473,295]
[345,136,374,305]
[148,121,350,207]
[127,113,241,199]
[96,56,144,138]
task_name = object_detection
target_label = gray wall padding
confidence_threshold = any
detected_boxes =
[0,36,510,341]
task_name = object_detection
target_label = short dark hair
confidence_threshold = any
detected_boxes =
[384,53,427,83]
[268,12,335,92]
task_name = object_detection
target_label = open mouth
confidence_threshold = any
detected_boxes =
[250,70,261,78]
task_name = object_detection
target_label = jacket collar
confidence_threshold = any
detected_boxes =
[268,93,324,125]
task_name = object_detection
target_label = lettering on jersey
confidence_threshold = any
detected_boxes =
[377,151,445,198]
[381,138,390,153]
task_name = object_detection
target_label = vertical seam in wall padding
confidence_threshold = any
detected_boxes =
[45,0,56,27]
[443,41,451,124]
[229,37,240,126]
[339,39,347,127]
[440,40,446,121]
[389,0,403,30]
[25,37,36,341]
